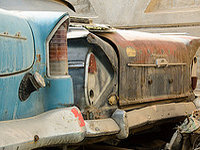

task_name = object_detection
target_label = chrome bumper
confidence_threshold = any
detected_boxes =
[127,102,196,129]
[0,106,120,150]
[0,102,196,150]
[0,107,85,150]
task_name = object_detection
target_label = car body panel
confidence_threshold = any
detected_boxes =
[0,10,73,121]
[0,10,34,75]
[68,29,118,119]
[96,30,200,106]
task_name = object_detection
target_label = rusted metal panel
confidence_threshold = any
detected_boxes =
[68,31,118,119]
[127,102,196,129]
[96,30,200,106]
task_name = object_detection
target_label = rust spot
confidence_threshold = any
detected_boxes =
[88,53,97,73]
[15,32,21,37]
[36,54,41,63]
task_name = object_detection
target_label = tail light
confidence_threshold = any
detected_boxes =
[88,53,97,74]
[48,18,69,76]
[191,56,198,90]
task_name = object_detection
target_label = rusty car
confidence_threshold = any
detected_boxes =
[0,7,200,149]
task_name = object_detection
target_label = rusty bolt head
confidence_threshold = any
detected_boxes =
[34,135,39,142]
[15,32,21,37]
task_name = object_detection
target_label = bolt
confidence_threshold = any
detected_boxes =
[15,32,21,37]
[34,135,39,142]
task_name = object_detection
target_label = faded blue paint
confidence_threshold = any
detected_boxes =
[44,77,74,110]
[0,10,34,75]
[0,72,44,120]
[0,10,74,121]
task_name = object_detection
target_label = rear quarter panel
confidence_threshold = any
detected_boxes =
[0,10,73,121]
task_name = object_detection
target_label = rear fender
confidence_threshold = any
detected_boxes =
[85,33,118,110]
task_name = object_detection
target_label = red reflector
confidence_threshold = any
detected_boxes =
[71,108,85,127]
[88,53,97,73]
[49,20,68,76]
[192,77,198,90]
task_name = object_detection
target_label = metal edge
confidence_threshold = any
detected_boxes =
[127,102,196,129]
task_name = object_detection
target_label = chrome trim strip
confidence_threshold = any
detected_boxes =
[0,33,27,40]
[127,63,186,67]
[84,53,91,106]
[68,61,85,68]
